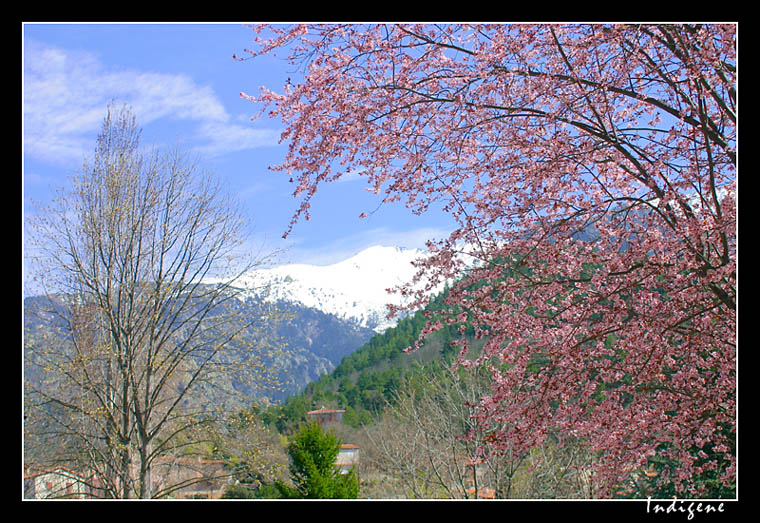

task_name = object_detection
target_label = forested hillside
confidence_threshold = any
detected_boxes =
[260,287,469,433]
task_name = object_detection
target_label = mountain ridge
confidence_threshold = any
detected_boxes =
[218,245,434,333]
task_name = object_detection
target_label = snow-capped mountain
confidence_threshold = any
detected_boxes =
[228,246,434,333]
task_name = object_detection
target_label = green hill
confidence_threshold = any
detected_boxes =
[260,287,474,433]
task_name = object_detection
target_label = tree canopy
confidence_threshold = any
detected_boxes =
[242,24,736,497]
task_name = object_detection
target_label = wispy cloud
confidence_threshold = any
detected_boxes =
[280,226,454,266]
[192,120,281,158]
[23,39,280,166]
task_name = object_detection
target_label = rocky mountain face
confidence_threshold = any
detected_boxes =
[23,293,377,407]
[266,300,377,401]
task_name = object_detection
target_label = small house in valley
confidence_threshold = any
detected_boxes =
[307,407,345,425]
[151,456,229,499]
[336,444,359,474]
[23,467,95,499]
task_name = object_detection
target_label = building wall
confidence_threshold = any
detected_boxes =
[307,408,345,426]
[24,469,91,499]
[336,446,359,474]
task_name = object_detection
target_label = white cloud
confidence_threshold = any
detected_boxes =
[22,39,280,166]
[335,169,365,183]
[280,226,454,267]
[192,120,282,158]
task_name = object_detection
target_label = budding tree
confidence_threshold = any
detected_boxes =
[240,24,736,497]
[365,364,530,499]
[25,105,279,498]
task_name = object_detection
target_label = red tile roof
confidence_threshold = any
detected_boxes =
[307,408,345,414]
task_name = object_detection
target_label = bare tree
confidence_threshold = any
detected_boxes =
[519,433,596,499]
[207,407,290,495]
[364,363,527,499]
[24,104,280,498]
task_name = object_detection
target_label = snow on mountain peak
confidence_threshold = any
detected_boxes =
[228,245,434,333]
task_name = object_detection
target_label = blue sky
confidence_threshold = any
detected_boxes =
[23,23,454,270]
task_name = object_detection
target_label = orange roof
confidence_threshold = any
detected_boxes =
[24,467,85,480]
[307,408,345,414]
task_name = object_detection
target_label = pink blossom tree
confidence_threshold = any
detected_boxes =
[239,24,736,497]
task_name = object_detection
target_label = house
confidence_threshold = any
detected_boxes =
[24,467,94,499]
[336,445,359,474]
[307,407,345,426]
[23,457,230,499]
[463,486,497,499]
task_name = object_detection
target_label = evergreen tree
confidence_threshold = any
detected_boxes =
[276,422,359,499]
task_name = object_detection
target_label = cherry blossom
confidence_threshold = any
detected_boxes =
[241,23,736,497]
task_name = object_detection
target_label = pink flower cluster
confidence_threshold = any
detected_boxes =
[241,23,736,497]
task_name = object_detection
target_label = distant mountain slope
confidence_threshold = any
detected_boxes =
[268,300,376,400]
[23,294,376,408]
